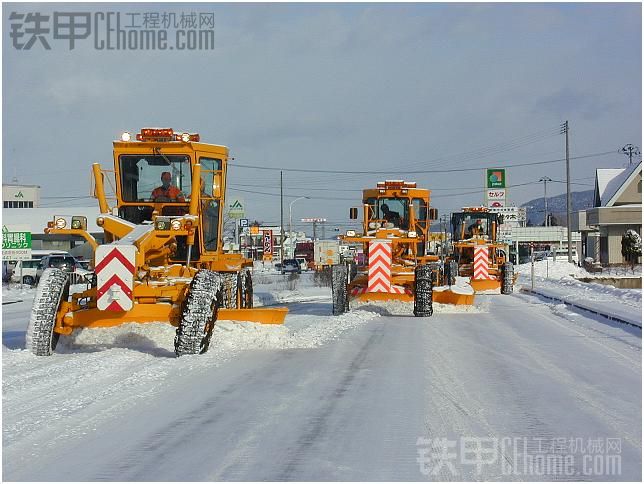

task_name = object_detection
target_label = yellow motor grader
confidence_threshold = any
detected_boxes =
[332,180,473,317]
[448,206,514,294]
[28,128,287,357]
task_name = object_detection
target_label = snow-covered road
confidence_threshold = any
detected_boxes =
[2,276,641,481]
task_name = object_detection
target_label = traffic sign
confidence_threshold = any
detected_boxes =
[228,198,245,219]
[2,225,32,260]
[239,218,249,227]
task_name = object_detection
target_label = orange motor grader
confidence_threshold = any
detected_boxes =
[28,128,287,357]
[448,206,514,294]
[331,180,474,317]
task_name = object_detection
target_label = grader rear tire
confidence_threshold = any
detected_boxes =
[332,264,349,316]
[27,268,69,356]
[174,270,222,356]
[501,262,514,295]
[237,269,253,309]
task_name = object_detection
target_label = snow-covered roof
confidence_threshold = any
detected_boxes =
[595,161,642,207]
[595,168,625,206]
[2,206,102,234]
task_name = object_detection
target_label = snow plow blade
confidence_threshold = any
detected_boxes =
[433,289,475,305]
[469,279,501,293]
[354,292,414,303]
[218,307,288,324]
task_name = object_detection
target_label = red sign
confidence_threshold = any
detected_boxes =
[262,230,273,256]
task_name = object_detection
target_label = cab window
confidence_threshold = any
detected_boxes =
[119,154,191,202]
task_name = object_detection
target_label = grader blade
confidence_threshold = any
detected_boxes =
[469,279,502,293]
[432,289,475,305]
[218,307,288,325]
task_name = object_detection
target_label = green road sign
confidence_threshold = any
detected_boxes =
[2,225,32,260]
[486,169,506,189]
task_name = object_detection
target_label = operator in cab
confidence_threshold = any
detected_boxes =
[151,172,185,202]
[381,203,401,227]
[468,218,485,237]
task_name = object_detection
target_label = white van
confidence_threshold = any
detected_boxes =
[10,250,70,286]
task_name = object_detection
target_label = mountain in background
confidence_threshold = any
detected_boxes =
[521,190,594,226]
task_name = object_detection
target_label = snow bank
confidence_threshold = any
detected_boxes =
[352,299,486,315]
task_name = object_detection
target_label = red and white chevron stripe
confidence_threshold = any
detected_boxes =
[368,241,392,292]
[473,246,494,280]
[96,245,136,311]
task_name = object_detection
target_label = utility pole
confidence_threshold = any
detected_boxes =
[621,144,641,166]
[539,176,553,227]
[280,171,284,270]
[561,121,573,263]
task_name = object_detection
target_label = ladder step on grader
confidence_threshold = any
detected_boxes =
[28,128,287,357]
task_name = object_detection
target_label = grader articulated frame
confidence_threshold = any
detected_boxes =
[28,128,286,357]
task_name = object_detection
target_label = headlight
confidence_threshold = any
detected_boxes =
[171,219,182,230]
[155,218,169,230]
[96,216,105,227]
[408,231,417,238]
[346,230,356,236]
[71,219,81,229]
[121,132,131,142]
[55,218,66,229]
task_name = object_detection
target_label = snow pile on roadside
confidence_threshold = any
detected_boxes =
[353,299,486,315]
[54,308,381,357]
[216,308,380,350]
[2,286,36,303]
[516,260,641,313]
[516,260,590,279]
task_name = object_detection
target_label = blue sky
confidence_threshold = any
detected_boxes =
[3,2,641,230]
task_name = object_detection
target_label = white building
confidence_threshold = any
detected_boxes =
[3,183,40,209]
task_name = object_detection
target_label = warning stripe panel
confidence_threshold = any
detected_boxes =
[96,245,136,311]
[473,246,495,280]
[368,241,392,292]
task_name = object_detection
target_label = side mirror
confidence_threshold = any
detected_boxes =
[428,208,438,220]
[349,207,358,219]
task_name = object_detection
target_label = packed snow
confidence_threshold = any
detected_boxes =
[2,266,641,480]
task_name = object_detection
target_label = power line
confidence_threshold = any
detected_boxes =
[229,150,616,175]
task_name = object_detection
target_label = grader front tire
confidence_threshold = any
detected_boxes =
[237,269,254,309]
[414,264,433,317]
[174,270,222,356]
[27,268,69,356]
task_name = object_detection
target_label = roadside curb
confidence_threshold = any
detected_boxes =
[520,287,642,329]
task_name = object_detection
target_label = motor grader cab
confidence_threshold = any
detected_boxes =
[28,128,287,357]
[449,206,514,294]
[330,180,470,317]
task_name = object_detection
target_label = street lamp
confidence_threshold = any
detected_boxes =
[289,196,309,258]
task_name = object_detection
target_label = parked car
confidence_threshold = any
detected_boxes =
[295,257,308,272]
[37,254,92,284]
[281,259,301,274]
[10,259,42,286]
